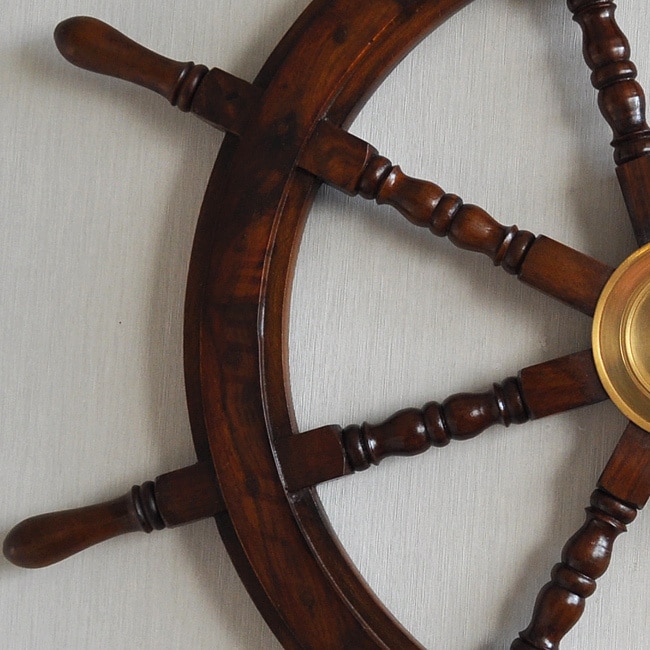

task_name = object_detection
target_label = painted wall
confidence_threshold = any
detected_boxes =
[2,1,649,648]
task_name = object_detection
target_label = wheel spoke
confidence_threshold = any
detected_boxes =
[568,0,650,245]
[517,236,612,316]
[617,156,650,245]
[277,350,607,491]
[519,349,607,419]
[512,421,650,650]
[300,120,614,315]
[53,17,261,137]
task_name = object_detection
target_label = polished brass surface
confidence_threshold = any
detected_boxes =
[593,243,650,431]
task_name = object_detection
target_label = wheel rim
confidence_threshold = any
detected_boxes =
[181,0,650,647]
[185,1,473,647]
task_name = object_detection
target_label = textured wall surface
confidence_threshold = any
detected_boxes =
[2,1,650,648]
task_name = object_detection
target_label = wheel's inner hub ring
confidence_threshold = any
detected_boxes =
[593,242,650,429]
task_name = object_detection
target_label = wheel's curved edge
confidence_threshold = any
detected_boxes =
[184,0,473,647]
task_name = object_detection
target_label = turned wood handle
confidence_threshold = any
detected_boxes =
[3,463,223,568]
[568,0,650,164]
[3,484,160,568]
[278,350,607,490]
[512,423,650,649]
[511,488,637,650]
[54,16,208,110]
[301,121,614,316]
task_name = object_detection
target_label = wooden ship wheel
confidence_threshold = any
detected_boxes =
[4,1,650,648]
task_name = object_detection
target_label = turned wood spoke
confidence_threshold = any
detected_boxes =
[3,463,223,568]
[568,0,650,244]
[278,350,607,491]
[617,157,650,245]
[52,18,626,286]
[54,17,261,136]
[3,349,607,565]
[512,422,650,649]
[300,121,614,316]
[10,7,650,649]
[568,0,650,164]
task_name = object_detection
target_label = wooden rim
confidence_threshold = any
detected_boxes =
[184,1,472,647]
[3,3,649,647]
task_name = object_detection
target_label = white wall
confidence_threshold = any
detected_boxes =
[1,1,649,648]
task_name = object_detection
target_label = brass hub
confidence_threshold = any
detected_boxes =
[593,243,650,431]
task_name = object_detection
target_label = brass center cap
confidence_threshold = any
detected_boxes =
[593,242,650,431]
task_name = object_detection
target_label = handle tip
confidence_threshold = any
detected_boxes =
[53,16,94,64]
[3,518,49,568]
[3,464,222,568]
[2,490,152,569]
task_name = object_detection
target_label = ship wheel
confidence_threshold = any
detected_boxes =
[4,1,650,648]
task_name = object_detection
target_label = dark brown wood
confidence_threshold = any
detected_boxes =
[3,462,223,568]
[301,120,614,315]
[341,377,529,470]
[507,11,650,642]
[568,0,650,165]
[5,485,161,569]
[6,2,649,648]
[511,488,637,650]
[184,0,637,637]
[53,16,259,135]
[599,421,650,507]
[512,422,650,649]
[54,17,208,110]
[519,349,608,419]
[182,2,480,647]
[617,155,650,245]
[191,68,261,135]
[153,461,225,526]
[518,236,613,316]
[58,14,618,316]
[275,425,351,490]
[278,350,607,491]
[0,340,606,569]
[568,0,650,244]
[278,378,528,491]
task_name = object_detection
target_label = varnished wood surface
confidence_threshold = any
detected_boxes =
[513,422,650,649]
[302,121,615,316]
[3,463,223,568]
[568,0,650,165]
[618,152,650,245]
[278,349,607,490]
[54,17,209,112]
[3,1,648,648]
[186,0,650,646]
[185,2,468,645]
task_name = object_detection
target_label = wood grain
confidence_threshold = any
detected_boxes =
[3,463,223,568]
[302,120,614,315]
[513,422,650,649]
[278,350,607,491]
[4,1,649,648]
